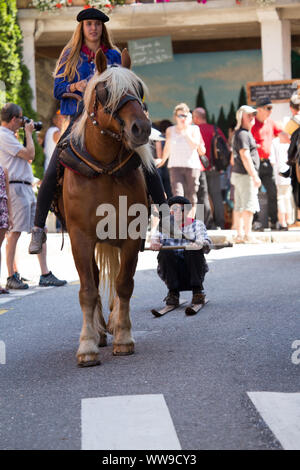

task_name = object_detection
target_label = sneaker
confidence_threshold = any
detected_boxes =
[6,273,29,290]
[164,290,179,306]
[29,228,47,254]
[39,271,67,287]
[14,272,30,282]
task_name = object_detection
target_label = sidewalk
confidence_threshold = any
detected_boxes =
[208,227,300,246]
[1,227,299,289]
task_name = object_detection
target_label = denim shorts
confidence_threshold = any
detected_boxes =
[231,172,259,214]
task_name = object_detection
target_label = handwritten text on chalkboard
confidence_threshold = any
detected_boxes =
[247,80,300,104]
[128,36,173,67]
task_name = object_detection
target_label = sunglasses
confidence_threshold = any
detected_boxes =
[177,114,188,119]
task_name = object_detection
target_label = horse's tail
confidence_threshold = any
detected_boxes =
[95,243,120,309]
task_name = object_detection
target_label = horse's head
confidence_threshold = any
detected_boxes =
[86,49,151,149]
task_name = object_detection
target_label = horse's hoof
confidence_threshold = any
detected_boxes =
[113,343,135,356]
[77,354,101,367]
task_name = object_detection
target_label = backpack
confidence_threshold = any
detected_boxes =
[210,125,231,171]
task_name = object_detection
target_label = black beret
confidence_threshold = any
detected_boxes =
[168,196,191,207]
[77,8,109,23]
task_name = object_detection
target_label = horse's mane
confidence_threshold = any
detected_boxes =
[71,66,154,172]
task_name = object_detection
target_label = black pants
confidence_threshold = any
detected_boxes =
[157,249,208,292]
[258,160,278,224]
[34,127,166,229]
[197,171,214,229]
[206,170,225,229]
[158,165,172,199]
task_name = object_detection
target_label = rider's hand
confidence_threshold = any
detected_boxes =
[76,79,87,93]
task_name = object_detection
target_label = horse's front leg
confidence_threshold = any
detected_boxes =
[112,240,139,356]
[70,229,101,367]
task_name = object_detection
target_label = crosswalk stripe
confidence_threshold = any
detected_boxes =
[81,394,181,450]
[248,392,300,450]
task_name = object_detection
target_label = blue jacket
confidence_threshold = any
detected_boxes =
[54,48,121,116]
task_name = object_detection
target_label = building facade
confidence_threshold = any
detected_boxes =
[17,0,300,124]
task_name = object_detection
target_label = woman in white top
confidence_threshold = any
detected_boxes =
[159,103,205,215]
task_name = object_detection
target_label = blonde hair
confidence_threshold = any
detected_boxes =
[173,102,190,116]
[54,22,117,82]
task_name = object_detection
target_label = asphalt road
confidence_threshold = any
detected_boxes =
[0,241,299,450]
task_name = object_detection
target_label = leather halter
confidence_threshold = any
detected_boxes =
[88,85,143,142]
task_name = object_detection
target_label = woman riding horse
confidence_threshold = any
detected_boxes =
[29,8,167,254]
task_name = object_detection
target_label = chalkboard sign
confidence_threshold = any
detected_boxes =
[128,36,173,67]
[247,80,300,105]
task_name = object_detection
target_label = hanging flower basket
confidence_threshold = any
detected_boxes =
[30,0,125,12]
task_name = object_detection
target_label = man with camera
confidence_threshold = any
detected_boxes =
[0,103,66,289]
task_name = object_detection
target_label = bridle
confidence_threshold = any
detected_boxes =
[87,81,145,142]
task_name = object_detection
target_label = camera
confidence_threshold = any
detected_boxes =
[21,116,43,132]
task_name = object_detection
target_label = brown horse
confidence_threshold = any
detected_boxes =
[61,49,153,367]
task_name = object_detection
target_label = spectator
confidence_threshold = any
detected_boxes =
[44,110,65,172]
[269,132,293,230]
[231,105,261,243]
[284,92,300,228]
[158,103,205,217]
[192,107,227,229]
[0,164,12,294]
[192,110,214,229]
[155,119,173,199]
[251,97,284,230]
[150,195,212,307]
[0,103,67,289]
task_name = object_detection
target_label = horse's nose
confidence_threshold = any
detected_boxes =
[131,119,151,143]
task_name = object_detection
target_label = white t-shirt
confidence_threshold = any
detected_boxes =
[44,126,59,171]
[168,125,201,169]
[269,137,291,186]
[0,126,34,183]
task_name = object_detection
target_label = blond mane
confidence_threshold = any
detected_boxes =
[71,66,154,172]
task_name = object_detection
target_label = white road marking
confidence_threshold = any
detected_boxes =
[81,394,181,450]
[248,392,300,450]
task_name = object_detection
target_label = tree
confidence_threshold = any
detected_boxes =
[195,85,210,122]
[0,0,44,179]
[217,106,227,137]
[227,101,236,130]
[237,86,247,108]
[0,0,22,104]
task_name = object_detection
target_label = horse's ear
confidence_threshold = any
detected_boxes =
[121,48,131,69]
[95,49,107,74]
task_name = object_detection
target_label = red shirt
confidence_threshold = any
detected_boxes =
[198,123,227,170]
[251,117,281,160]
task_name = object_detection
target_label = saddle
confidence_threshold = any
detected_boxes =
[58,136,142,179]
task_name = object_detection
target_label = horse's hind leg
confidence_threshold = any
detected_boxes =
[70,231,101,367]
[92,257,107,347]
[112,242,139,356]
